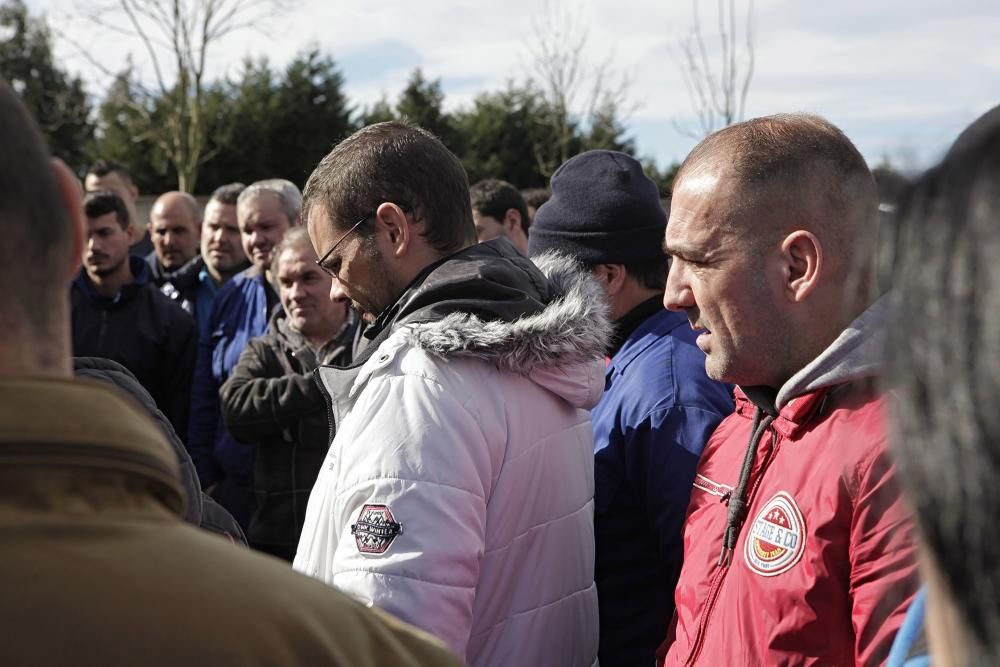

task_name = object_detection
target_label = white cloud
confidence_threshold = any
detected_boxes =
[25,0,1000,170]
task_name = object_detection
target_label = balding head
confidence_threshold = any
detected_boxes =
[664,114,879,388]
[150,191,202,271]
[0,78,84,377]
[677,113,878,286]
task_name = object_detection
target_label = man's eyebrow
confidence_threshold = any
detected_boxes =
[664,242,704,260]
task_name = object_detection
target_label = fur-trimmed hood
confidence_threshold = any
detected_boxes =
[317,239,612,413]
[407,250,612,372]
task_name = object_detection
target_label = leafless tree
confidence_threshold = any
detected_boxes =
[526,0,634,178]
[65,0,278,192]
[674,0,755,138]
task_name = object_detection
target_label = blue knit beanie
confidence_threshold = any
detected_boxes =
[528,150,666,264]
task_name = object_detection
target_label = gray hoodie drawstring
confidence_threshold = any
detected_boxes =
[718,407,775,567]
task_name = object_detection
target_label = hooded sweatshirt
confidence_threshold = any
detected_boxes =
[294,238,611,667]
[661,295,919,667]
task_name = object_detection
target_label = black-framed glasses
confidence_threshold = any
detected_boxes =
[315,215,371,276]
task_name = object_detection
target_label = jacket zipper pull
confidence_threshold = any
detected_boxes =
[720,490,732,505]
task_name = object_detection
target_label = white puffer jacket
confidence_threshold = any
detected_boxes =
[294,248,608,667]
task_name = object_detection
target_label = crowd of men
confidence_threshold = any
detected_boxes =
[1,70,998,666]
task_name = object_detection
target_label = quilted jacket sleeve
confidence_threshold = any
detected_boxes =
[327,373,491,661]
[849,443,920,666]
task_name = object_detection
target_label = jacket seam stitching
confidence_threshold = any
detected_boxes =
[333,475,485,501]
[483,501,592,554]
[467,582,597,639]
[333,567,473,590]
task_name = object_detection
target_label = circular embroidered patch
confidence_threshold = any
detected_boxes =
[744,491,806,576]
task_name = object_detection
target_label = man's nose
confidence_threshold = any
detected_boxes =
[663,262,695,312]
[328,277,348,303]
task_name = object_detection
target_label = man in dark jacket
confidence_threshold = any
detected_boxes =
[221,228,356,560]
[146,190,205,315]
[529,150,734,667]
[188,179,301,529]
[72,190,196,437]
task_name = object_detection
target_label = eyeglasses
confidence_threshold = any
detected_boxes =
[315,215,371,277]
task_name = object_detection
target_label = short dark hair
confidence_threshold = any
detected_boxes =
[470,179,530,233]
[521,187,551,212]
[303,121,475,254]
[622,255,669,291]
[86,159,132,184]
[888,105,1000,665]
[0,78,75,335]
[210,182,246,206]
[84,190,130,229]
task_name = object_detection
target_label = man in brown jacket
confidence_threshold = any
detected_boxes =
[0,78,462,667]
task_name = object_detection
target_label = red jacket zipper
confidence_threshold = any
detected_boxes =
[684,428,780,666]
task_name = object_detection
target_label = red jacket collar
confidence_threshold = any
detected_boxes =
[733,386,828,439]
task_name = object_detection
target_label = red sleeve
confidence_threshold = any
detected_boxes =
[849,442,920,666]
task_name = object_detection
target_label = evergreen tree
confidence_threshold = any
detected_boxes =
[271,49,354,185]
[0,0,94,173]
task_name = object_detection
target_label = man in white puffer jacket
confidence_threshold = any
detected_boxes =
[294,121,610,667]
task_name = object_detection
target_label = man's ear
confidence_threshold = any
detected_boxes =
[126,222,137,244]
[128,183,139,202]
[374,202,411,257]
[51,159,84,281]
[780,230,823,303]
[594,263,628,297]
[503,209,522,234]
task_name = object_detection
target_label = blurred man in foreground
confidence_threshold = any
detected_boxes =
[0,77,462,667]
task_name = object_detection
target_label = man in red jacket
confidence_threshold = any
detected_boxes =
[660,113,918,666]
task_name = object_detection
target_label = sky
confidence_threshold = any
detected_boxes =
[26,0,1000,173]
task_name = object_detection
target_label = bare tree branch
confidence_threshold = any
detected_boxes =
[525,0,635,177]
[70,0,280,191]
[673,0,755,137]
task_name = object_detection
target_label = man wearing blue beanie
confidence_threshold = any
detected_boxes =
[530,150,734,667]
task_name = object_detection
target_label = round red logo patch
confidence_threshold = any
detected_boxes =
[744,492,806,576]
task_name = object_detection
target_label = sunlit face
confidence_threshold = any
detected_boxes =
[276,244,348,342]
[201,200,247,278]
[308,206,399,324]
[150,199,200,270]
[664,168,785,386]
[472,210,508,243]
[84,212,132,279]
[239,192,294,271]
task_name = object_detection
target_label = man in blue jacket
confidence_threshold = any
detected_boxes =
[528,150,734,667]
[187,179,301,530]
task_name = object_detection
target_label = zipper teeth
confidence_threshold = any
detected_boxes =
[685,428,780,666]
[312,369,336,447]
